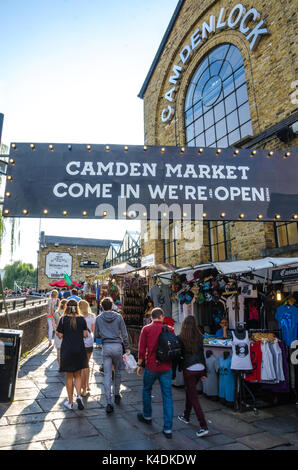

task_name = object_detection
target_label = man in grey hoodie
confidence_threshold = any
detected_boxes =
[94,297,130,413]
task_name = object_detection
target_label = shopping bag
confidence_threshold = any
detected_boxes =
[123,353,137,374]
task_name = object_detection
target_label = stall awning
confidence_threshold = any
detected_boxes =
[213,257,298,275]
[158,257,298,279]
[86,263,136,282]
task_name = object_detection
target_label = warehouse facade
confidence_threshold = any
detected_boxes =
[139,0,298,267]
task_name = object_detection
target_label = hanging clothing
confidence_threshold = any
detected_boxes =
[238,280,258,298]
[226,295,245,330]
[275,304,298,346]
[260,341,276,381]
[261,340,289,393]
[218,355,235,403]
[270,340,285,382]
[231,331,253,371]
[245,341,262,382]
[203,354,219,397]
[147,284,172,317]
[193,301,213,327]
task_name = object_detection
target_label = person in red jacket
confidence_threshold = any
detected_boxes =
[137,307,174,439]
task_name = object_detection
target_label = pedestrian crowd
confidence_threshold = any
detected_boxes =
[46,291,209,440]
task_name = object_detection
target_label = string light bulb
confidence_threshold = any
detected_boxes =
[284,151,291,158]
[198,148,204,154]
[9,158,15,165]
[143,146,147,151]
[4,209,9,215]
[275,214,281,220]
[11,143,17,149]
[7,175,12,181]
[30,144,35,150]
[202,213,207,218]
[161,147,165,153]
[43,209,48,215]
[103,211,107,217]
[82,211,87,216]
[220,212,226,218]
[5,192,11,197]
[216,149,222,156]
[257,214,263,219]
[22,209,28,215]
[49,145,54,151]
[86,145,91,151]
[267,151,274,158]
[124,146,128,152]
[105,145,110,151]
[233,150,240,156]
[293,214,298,220]
[239,213,245,219]
[62,210,68,216]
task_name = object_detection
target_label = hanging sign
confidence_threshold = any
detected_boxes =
[272,266,298,283]
[3,143,298,221]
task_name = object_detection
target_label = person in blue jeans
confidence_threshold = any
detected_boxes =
[137,308,173,438]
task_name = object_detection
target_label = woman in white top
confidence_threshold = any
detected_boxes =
[47,290,60,347]
[79,299,96,396]
[53,299,68,367]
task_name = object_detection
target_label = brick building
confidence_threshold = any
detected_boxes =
[139,0,298,267]
[37,232,121,290]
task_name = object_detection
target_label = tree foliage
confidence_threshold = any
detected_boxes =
[3,261,37,290]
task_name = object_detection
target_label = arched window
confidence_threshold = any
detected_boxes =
[184,43,252,148]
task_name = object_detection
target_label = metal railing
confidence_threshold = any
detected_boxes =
[0,296,47,314]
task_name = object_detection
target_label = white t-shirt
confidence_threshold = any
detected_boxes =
[83,313,96,348]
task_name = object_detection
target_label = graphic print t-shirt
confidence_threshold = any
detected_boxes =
[275,305,298,346]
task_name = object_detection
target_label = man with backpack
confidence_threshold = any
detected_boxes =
[137,307,180,439]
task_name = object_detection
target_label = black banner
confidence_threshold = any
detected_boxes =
[3,143,298,220]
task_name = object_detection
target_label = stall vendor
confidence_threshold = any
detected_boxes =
[215,318,232,338]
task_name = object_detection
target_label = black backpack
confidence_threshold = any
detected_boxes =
[156,325,182,362]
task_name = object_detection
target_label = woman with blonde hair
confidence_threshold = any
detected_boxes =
[79,299,96,396]
[46,290,60,347]
[56,299,88,410]
[53,298,68,367]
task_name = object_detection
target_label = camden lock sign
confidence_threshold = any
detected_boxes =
[3,143,298,221]
[161,3,270,123]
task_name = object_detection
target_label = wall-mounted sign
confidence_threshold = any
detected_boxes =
[161,3,270,123]
[272,266,298,283]
[45,252,72,279]
[3,143,298,221]
[141,254,155,267]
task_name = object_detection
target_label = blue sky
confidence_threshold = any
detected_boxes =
[0,0,178,269]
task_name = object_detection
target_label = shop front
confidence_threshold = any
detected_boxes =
[149,256,298,411]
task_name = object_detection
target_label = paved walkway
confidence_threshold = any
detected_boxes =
[0,342,298,451]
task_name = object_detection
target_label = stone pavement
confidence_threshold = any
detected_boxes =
[1,342,298,451]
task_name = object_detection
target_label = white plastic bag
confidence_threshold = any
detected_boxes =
[123,353,137,373]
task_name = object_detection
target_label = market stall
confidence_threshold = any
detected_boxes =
[114,263,176,355]
[156,257,298,410]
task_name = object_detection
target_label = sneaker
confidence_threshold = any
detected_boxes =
[177,415,189,424]
[196,428,209,438]
[137,413,152,425]
[64,400,73,410]
[114,394,121,405]
[76,396,84,410]
[163,430,172,439]
[106,404,114,414]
